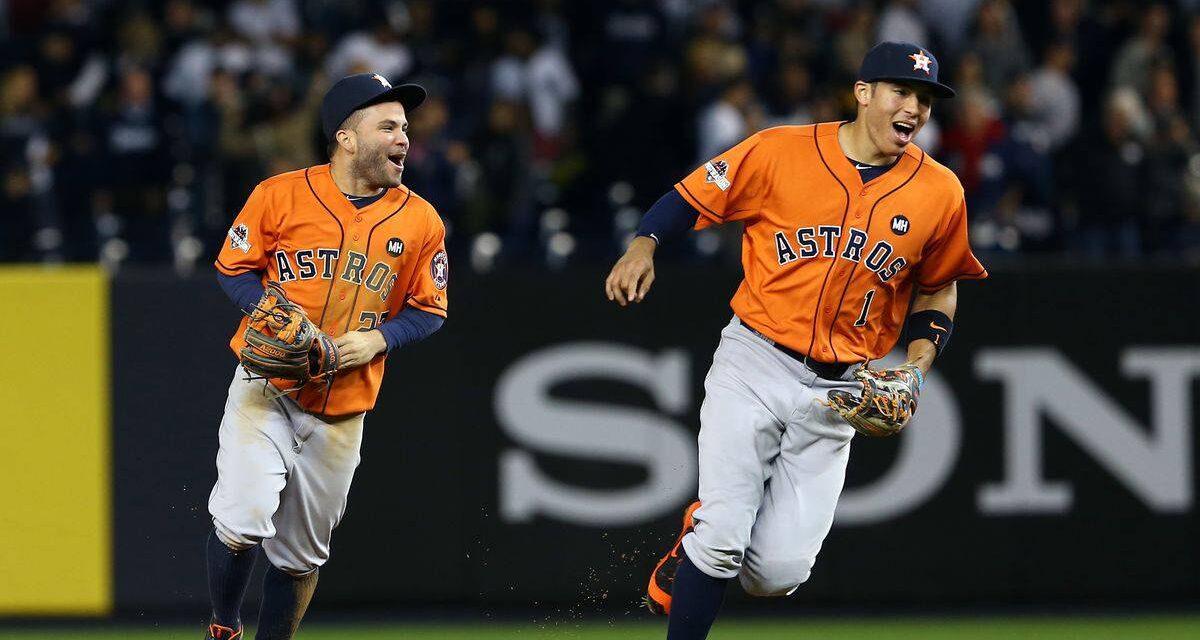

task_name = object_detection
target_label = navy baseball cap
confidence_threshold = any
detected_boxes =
[320,73,427,141]
[858,41,955,99]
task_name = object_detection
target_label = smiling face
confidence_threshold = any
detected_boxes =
[854,80,933,159]
[336,101,410,189]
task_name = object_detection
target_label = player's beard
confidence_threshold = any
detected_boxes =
[352,142,404,190]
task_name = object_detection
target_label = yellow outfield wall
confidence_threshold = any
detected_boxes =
[0,266,111,615]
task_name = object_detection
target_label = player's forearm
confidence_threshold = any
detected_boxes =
[911,281,957,318]
[905,339,937,374]
[905,282,957,374]
[626,235,657,258]
[635,189,701,245]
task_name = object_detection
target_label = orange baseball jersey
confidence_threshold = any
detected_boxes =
[215,164,448,416]
[676,122,986,363]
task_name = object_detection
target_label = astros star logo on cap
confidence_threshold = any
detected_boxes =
[909,50,932,74]
[372,73,391,88]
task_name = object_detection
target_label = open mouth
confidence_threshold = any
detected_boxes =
[388,153,405,171]
[892,121,916,144]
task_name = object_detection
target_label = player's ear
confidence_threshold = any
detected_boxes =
[853,81,873,108]
[335,128,356,154]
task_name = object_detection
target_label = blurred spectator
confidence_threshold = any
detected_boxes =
[834,4,877,84]
[941,89,1005,206]
[525,27,579,160]
[685,1,748,98]
[589,0,669,88]
[403,93,470,237]
[468,100,533,250]
[1189,14,1200,132]
[0,66,55,261]
[1037,0,1113,109]
[966,0,1031,97]
[765,60,813,126]
[325,22,412,81]
[1142,62,1194,253]
[1067,89,1149,258]
[228,0,299,46]
[489,25,580,161]
[97,67,169,264]
[251,74,324,174]
[991,75,1056,250]
[590,58,690,210]
[920,0,982,57]
[1111,3,1171,95]
[115,10,165,74]
[951,50,989,97]
[162,0,208,53]
[877,0,928,48]
[227,0,298,77]
[1026,40,1080,152]
[696,79,762,163]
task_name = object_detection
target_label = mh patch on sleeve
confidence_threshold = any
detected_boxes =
[228,224,252,253]
[704,160,730,191]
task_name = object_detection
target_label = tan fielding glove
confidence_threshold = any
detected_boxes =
[823,363,922,437]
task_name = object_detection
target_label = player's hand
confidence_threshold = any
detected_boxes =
[333,330,387,370]
[605,236,657,306]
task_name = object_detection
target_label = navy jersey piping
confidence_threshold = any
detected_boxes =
[807,126,852,361]
[303,167,347,409]
[826,148,925,360]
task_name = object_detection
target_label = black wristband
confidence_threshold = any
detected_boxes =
[906,309,954,355]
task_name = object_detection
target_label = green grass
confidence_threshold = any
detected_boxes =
[3,616,1200,640]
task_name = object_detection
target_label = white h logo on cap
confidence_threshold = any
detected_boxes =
[909,51,932,74]
[372,74,392,88]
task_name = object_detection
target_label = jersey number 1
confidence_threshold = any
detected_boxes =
[854,289,875,327]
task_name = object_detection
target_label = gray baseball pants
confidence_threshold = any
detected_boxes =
[208,365,365,575]
[681,317,859,596]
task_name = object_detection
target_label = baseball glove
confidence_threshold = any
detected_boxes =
[823,364,922,437]
[239,281,339,396]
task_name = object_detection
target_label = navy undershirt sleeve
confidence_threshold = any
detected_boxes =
[217,270,265,314]
[635,189,702,245]
[376,307,445,352]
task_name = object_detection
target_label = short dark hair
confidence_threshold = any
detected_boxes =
[326,109,368,158]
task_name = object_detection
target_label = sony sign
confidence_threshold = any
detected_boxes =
[497,343,1200,527]
[495,343,698,526]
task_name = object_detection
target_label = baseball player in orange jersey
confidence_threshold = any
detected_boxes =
[605,42,985,639]
[202,74,448,640]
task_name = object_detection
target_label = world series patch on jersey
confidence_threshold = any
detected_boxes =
[215,164,448,416]
[675,122,986,363]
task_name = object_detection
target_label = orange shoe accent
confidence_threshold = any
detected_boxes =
[644,500,702,615]
[207,622,243,639]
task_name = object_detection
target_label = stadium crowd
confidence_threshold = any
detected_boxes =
[2,0,1200,271]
